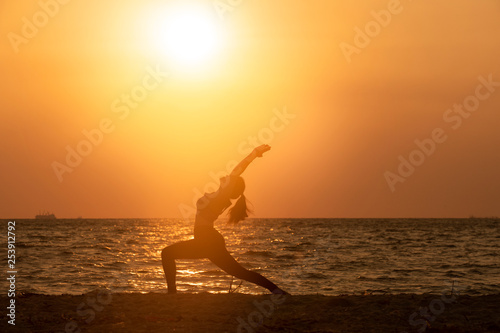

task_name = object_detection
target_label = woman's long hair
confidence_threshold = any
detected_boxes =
[227,177,252,224]
[228,194,252,224]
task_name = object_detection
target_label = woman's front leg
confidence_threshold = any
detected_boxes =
[161,239,205,293]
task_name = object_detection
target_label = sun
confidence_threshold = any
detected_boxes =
[145,4,225,72]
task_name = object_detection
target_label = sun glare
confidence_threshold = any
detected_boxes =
[145,4,224,72]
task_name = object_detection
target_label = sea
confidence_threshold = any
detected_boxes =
[2,218,499,296]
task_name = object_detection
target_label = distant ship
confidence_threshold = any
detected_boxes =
[35,211,57,220]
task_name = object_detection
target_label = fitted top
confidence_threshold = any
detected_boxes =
[194,175,237,228]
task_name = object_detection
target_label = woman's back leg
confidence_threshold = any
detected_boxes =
[208,250,279,293]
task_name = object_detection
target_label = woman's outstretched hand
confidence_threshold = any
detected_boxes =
[254,144,271,157]
[231,144,271,176]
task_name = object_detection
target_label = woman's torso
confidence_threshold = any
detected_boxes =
[194,175,237,229]
[194,192,230,228]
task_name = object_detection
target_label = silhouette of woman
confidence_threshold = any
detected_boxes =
[161,144,288,295]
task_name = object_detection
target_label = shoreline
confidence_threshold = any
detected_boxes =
[2,292,499,332]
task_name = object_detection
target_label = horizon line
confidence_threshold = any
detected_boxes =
[1,216,499,220]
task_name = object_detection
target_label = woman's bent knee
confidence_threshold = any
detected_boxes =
[161,247,172,260]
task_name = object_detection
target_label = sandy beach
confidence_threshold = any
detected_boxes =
[2,291,499,333]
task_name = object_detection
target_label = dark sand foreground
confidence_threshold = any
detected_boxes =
[2,292,499,333]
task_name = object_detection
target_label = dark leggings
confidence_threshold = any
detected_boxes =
[161,226,278,293]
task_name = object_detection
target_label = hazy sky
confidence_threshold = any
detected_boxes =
[1,0,499,218]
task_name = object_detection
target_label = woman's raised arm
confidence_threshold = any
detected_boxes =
[230,144,271,177]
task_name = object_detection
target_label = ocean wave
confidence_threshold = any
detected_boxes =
[97,245,113,251]
[305,272,328,279]
[242,250,273,257]
[198,270,226,276]
[468,268,484,275]
[444,270,466,278]
[276,254,297,260]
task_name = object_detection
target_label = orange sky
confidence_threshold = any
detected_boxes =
[1,0,499,219]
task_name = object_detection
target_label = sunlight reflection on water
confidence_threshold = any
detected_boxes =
[2,218,499,295]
